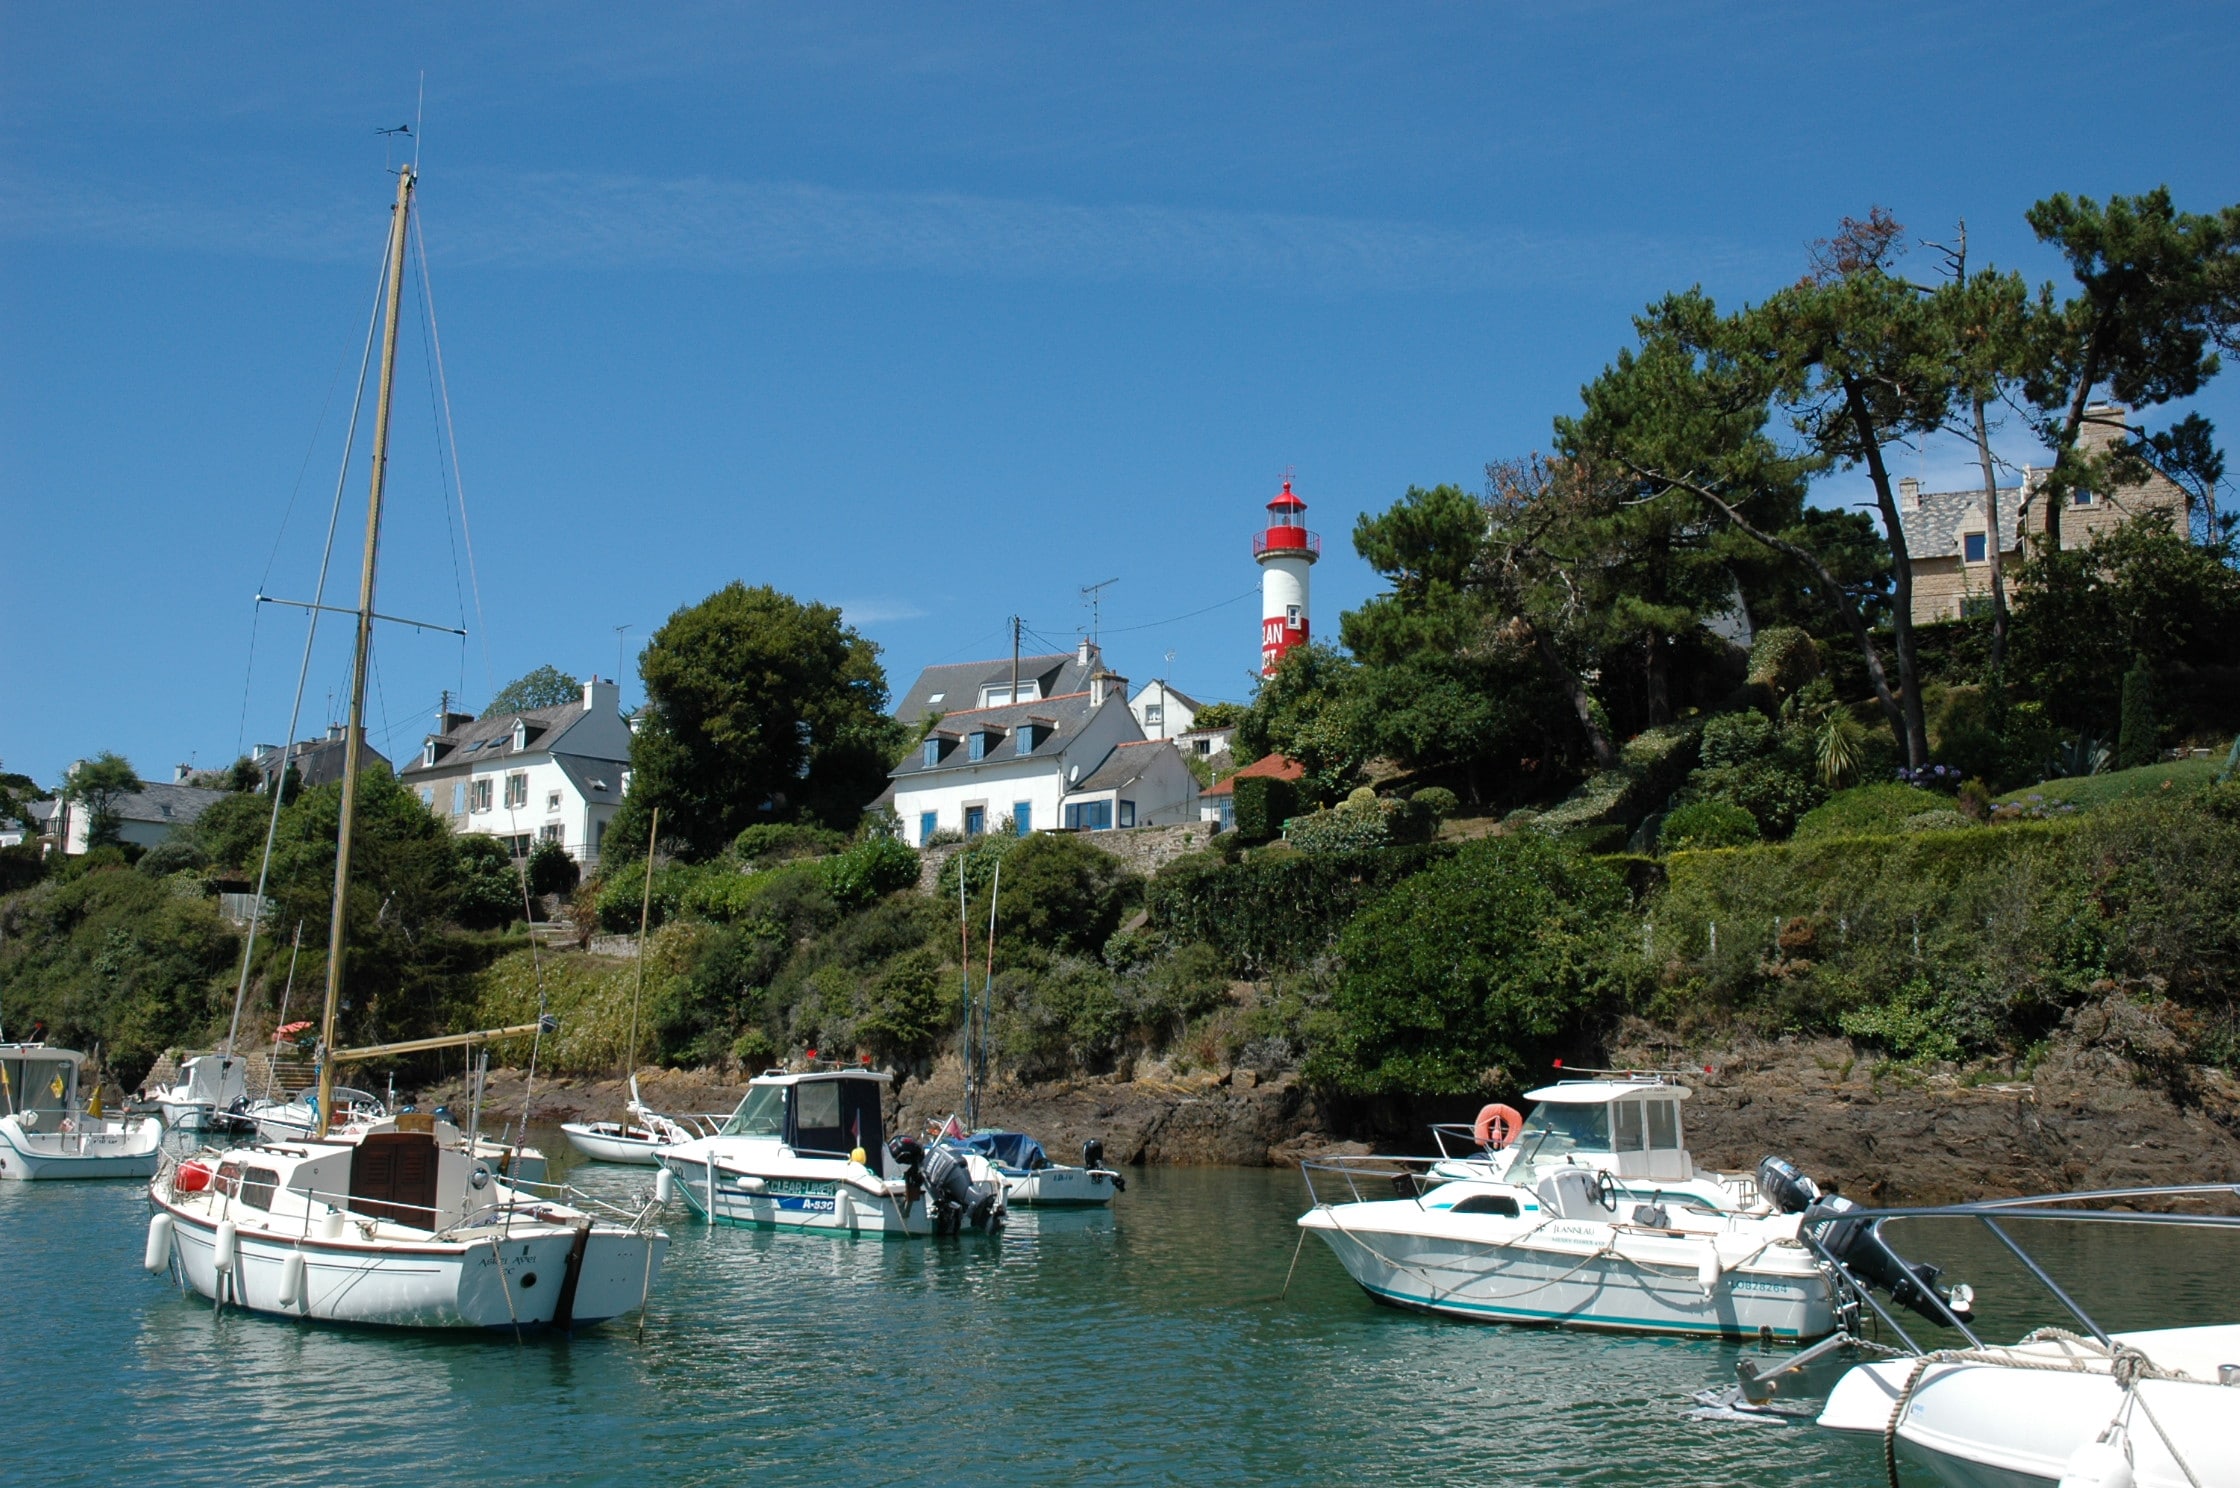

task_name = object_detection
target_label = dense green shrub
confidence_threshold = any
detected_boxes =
[1284,793,1435,852]
[1793,784,1948,840]
[933,834,1014,901]
[733,823,848,864]
[1307,836,1631,1095]
[454,835,527,927]
[1412,786,1459,822]
[1231,773,1299,842]
[1145,844,1449,974]
[976,832,1138,959]
[525,839,580,898]
[854,949,959,1063]
[1660,800,1759,851]
[1534,721,1702,837]
[1648,797,2240,1066]
[993,953,1127,1079]
[2117,659,2158,770]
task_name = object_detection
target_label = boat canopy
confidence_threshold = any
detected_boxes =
[947,1130,1049,1172]
[1521,1079,1692,1104]
[720,1069,889,1159]
[0,1045,82,1121]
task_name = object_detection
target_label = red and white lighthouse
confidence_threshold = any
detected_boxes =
[1255,477,1320,675]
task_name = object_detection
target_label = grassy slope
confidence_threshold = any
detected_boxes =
[1995,756,2222,809]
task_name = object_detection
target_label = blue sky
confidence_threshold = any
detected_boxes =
[5,3,2237,789]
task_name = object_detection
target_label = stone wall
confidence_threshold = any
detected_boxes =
[915,820,1213,891]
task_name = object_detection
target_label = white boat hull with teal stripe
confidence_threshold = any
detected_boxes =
[1299,1184,1834,1340]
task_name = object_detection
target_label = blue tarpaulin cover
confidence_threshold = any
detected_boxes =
[946,1130,1049,1172]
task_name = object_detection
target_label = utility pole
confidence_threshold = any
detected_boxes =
[1010,616,1021,705]
[615,624,632,700]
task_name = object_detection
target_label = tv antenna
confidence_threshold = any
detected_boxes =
[1081,577,1119,644]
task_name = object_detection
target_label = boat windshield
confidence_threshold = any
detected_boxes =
[720,1084,787,1138]
[1510,1102,1609,1167]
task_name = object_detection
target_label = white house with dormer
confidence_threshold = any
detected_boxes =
[400,676,632,865]
[879,643,1198,844]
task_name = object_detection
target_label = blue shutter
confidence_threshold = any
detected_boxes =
[969,732,985,762]
[919,811,938,844]
[1014,803,1032,836]
[964,806,985,837]
[923,739,939,768]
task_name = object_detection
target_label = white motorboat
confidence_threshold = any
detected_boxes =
[935,1125,1124,1207]
[0,1044,165,1181]
[659,1067,1004,1237]
[249,1084,388,1143]
[148,1111,666,1330]
[149,1052,253,1133]
[1298,1075,1890,1340]
[562,1078,708,1166]
[1812,1187,2240,1488]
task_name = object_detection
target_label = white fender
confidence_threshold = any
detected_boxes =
[739,1174,767,1194]
[2056,1439,2134,1488]
[834,1186,856,1230]
[318,1209,346,1241]
[144,1212,175,1274]
[654,1165,676,1205]
[278,1250,307,1307]
[214,1220,239,1273]
[1695,1247,1722,1293]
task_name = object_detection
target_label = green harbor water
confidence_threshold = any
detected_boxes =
[9,1134,2236,1487]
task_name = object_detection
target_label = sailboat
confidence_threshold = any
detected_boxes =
[145,161,666,1329]
[561,809,710,1165]
[934,857,1122,1207]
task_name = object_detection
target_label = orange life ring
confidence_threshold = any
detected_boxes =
[1473,1103,1523,1150]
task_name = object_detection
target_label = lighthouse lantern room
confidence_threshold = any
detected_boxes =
[1254,477,1320,675]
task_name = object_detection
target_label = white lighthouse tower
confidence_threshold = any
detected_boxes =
[1255,476,1319,675]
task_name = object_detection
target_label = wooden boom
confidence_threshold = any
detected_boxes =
[330,1021,550,1064]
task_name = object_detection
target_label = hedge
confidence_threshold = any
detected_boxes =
[1145,843,1450,973]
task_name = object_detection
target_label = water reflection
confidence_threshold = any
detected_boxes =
[40,1130,2236,1487]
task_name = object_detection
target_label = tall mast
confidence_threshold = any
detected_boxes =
[315,164,415,1139]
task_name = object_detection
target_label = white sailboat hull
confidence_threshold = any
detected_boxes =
[0,1116,164,1181]
[561,1122,671,1166]
[1002,1165,1117,1207]
[155,1199,667,1329]
[1300,1204,1834,1339]
[1818,1333,2240,1488]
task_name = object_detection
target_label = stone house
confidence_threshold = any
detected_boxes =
[1899,405,2193,626]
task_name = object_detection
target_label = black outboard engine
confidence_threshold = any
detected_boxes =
[1756,1155,1821,1214]
[918,1142,1001,1235]
[1804,1196,1974,1325]
[1083,1138,1125,1193]
[887,1135,928,1214]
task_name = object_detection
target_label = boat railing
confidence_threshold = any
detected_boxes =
[1800,1182,2240,1359]
[1298,1153,1447,1210]
[155,1151,666,1239]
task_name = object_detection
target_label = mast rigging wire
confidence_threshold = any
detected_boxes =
[410,207,494,701]
[220,237,392,1059]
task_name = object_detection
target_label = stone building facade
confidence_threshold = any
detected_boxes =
[1899,405,2193,626]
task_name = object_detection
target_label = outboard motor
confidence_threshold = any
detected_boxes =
[433,1105,457,1127]
[918,1142,1001,1235]
[1083,1138,1125,1193]
[1756,1155,1821,1214]
[1805,1197,1975,1325]
[887,1135,928,1215]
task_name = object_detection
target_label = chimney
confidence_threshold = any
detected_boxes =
[1898,476,1921,511]
[327,723,344,742]
[1090,669,1127,707]
[174,763,191,783]
[584,675,620,716]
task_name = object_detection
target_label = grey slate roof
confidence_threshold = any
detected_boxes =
[889,691,1098,782]
[71,781,232,828]
[1070,739,1175,793]
[259,735,391,791]
[551,753,627,806]
[1896,485,2028,560]
[892,650,1099,727]
[402,699,621,776]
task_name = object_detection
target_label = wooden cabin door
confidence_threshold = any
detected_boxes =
[349,1133,439,1228]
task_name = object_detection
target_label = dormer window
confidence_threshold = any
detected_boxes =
[422,740,437,767]
[968,732,987,762]
[511,719,527,751]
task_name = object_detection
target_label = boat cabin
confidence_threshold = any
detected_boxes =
[719,1070,891,1170]
[1513,1079,1695,1183]
[0,1044,83,1125]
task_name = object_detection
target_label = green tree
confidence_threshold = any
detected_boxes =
[975,832,1138,960]
[2116,657,2158,770]
[1233,643,1369,801]
[480,665,582,718]
[610,583,903,861]
[1187,701,1246,731]
[2022,188,2240,549]
[1308,836,1629,1094]
[2010,511,2240,737]
[65,752,143,849]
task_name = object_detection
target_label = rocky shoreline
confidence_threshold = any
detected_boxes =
[430,1024,2240,1204]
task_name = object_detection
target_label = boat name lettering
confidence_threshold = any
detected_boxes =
[763,1178,836,1197]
